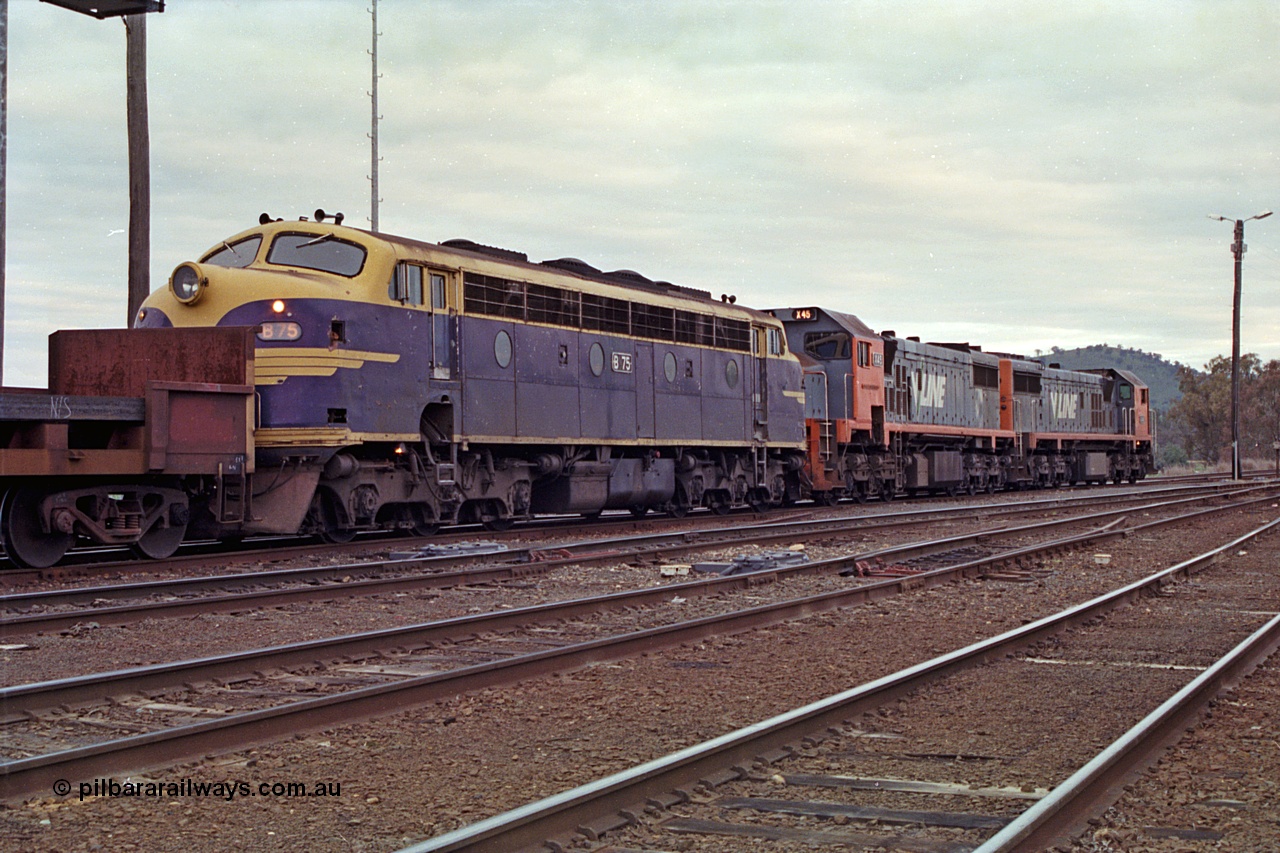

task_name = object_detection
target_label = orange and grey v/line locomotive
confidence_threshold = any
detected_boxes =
[0,212,1153,567]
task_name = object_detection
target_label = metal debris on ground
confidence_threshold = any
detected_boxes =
[693,551,811,576]
[845,558,924,577]
[389,541,508,560]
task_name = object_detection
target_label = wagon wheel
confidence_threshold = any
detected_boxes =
[1,485,74,569]
[130,517,188,560]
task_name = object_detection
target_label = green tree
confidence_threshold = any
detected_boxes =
[1165,354,1274,463]
[1243,359,1280,460]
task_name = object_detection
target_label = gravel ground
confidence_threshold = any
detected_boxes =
[1,505,1276,852]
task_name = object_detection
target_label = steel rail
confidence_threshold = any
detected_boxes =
[0,479,1251,606]
[974,612,1280,852]
[3,478,1239,579]
[391,516,1280,853]
[2,502,1274,803]
[0,511,1127,717]
[2,485,1269,639]
[4,490,1272,714]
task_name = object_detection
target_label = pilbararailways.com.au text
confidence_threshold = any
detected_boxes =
[58,777,342,802]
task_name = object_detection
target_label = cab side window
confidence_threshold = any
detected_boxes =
[857,341,871,367]
[389,263,425,305]
[430,273,446,310]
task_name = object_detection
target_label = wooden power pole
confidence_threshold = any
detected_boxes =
[125,13,149,325]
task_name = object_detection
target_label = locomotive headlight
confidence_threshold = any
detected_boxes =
[170,263,207,304]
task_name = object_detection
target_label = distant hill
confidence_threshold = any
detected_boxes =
[1031,345,1188,413]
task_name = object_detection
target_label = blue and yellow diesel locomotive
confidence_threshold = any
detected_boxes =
[135,212,809,542]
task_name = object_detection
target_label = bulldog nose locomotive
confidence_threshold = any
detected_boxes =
[0,212,1153,567]
[135,213,809,545]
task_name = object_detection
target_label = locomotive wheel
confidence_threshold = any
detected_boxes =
[308,491,357,543]
[480,501,515,531]
[708,493,731,515]
[1,486,74,569]
[130,518,187,560]
[629,505,649,518]
[408,505,440,537]
[667,483,691,518]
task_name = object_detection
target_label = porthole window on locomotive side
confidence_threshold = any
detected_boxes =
[589,342,605,377]
[664,351,677,383]
[725,358,739,389]
[494,330,513,368]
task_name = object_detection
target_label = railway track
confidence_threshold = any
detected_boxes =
[1,478,1248,585]
[395,516,1280,853]
[2,492,1275,803]
[1,482,1267,638]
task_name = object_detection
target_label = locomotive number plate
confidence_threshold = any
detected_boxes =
[611,352,633,373]
[258,322,302,342]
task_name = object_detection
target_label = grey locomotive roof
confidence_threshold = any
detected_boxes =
[1111,368,1148,388]
[433,237,716,303]
[826,309,878,337]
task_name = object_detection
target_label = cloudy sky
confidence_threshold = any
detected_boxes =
[4,0,1278,386]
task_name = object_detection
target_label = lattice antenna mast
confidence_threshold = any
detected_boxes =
[368,0,382,232]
